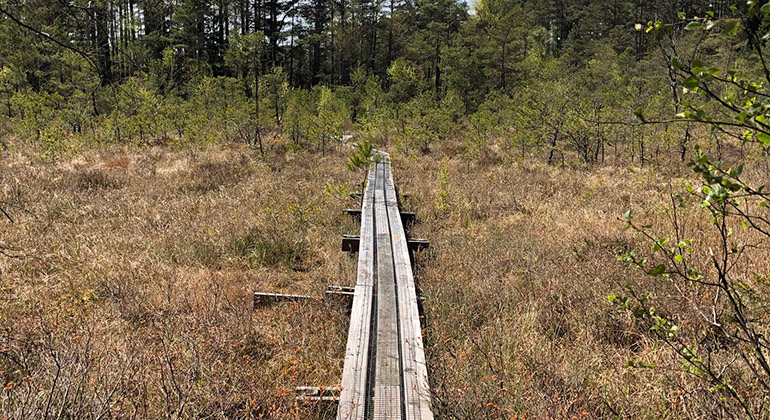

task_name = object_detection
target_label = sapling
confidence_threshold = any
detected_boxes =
[615,5,770,417]
[346,139,381,198]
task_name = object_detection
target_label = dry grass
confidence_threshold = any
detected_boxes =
[0,143,360,418]
[394,142,770,419]
[0,139,768,419]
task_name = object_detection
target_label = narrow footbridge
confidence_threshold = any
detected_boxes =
[337,158,433,420]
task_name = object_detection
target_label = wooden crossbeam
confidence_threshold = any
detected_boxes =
[401,211,417,226]
[408,238,430,252]
[253,286,358,311]
[326,285,355,296]
[253,292,313,309]
[296,386,341,402]
[341,235,429,253]
[341,234,361,252]
[343,208,362,218]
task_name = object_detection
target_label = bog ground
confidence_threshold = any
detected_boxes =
[4,141,765,419]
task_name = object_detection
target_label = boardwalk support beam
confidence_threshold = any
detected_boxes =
[296,386,341,402]
[341,235,429,253]
[253,292,313,309]
[326,285,355,296]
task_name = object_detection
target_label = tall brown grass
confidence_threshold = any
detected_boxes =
[0,144,357,419]
[0,138,768,419]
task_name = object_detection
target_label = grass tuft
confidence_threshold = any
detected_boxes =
[231,229,312,271]
[74,169,123,191]
[181,160,251,192]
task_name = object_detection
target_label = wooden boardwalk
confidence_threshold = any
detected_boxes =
[337,159,433,420]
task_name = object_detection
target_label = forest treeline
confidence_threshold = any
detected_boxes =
[0,0,759,163]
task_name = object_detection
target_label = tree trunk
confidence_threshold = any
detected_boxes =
[500,39,506,90]
[635,0,645,60]
[289,14,295,86]
[681,123,691,161]
[311,0,323,85]
[274,91,280,126]
[255,1,264,155]
[548,128,559,165]
[95,3,112,85]
[434,31,441,93]
[331,4,336,83]
[269,0,278,66]
[387,0,394,70]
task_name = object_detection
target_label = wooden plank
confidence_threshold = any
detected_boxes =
[372,162,403,419]
[337,157,433,420]
[337,166,377,420]
[383,163,434,420]
[297,386,342,399]
[327,285,356,294]
[253,292,313,309]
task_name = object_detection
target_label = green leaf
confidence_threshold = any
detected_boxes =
[648,264,666,276]
[623,209,632,220]
[683,76,700,89]
[722,20,740,35]
[685,21,703,31]
[758,132,770,146]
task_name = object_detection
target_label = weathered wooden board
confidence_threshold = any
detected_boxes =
[337,166,377,420]
[337,159,433,420]
[253,292,313,308]
[373,163,403,419]
[383,163,433,420]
